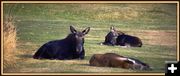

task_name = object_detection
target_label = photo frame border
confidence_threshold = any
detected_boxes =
[1,1,179,75]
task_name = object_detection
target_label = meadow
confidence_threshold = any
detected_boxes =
[3,3,177,73]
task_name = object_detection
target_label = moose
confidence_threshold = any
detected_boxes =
[89,53,151,70]
[33,26,90,60]
[102,26,142,47]
[116,33,142,47]
[102,26,124,46]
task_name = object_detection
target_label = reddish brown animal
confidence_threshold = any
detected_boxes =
[89,53,151,70]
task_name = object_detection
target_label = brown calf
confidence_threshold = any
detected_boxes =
[89,53,151,70]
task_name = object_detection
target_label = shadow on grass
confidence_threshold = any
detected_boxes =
[16,54,33,59]
[78,63,90,66]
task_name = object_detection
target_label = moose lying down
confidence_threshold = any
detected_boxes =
[33,26,90,60]
[102,26,142,47]
[89,53,151,70]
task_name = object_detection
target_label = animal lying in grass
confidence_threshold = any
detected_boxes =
[102,26,124,46]
[89,53,151,70]
[116,33,142,47]
[33,26,90,60]
[102,26,142,47]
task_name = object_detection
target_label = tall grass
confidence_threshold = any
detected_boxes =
[3,16,17,72]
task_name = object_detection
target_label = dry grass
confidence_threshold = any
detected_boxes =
[124,30,177,46]
[96,7,139,20]
[3,16,17,72]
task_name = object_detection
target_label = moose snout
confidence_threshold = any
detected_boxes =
[76,44,83,54]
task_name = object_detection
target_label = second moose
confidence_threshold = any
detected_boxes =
[102,26,142,47]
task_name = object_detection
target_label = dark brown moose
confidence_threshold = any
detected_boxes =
[33,26,90,60]
[102,26,142,47]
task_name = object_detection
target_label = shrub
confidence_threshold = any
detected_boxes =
[3,16,17,72]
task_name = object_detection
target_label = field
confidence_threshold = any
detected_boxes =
[3,3,177,73]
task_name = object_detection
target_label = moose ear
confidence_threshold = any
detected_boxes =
[82,27,90,35]
[110,26,116,32]
[70,26,77,33]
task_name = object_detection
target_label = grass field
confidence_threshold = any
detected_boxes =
[3,3,177,73]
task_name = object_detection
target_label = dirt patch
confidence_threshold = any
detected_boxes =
[127,30,177,46]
